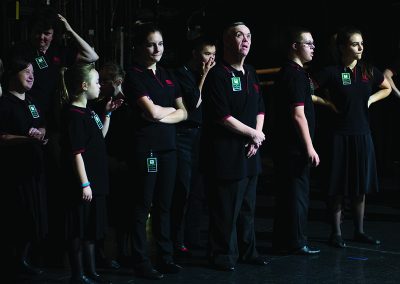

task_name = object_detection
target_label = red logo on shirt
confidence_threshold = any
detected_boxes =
[53,56,61,64]
[165,79,174,86]
[253,83,259,93]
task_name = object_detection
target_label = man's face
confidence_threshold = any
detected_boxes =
[33,28,54,51]
[224,24,252,57]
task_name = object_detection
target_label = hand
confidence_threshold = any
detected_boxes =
[28,127,46,141]
[58,14,73,33]
[82,186,92,202]
[307,147,320,167]
[251,129,265,147]
[105,97,124,113]
[201,57,216,78]
[246,143,259,158]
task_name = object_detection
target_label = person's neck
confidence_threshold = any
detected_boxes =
[343,58,357,70]
[9,89,25,100]
[224,54,245,73]
[38,46,49,54]
[290,55,304,68]
[72,96,87,108]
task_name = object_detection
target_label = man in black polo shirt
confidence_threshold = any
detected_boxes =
[201,21,268,271]
[271,27,320,255]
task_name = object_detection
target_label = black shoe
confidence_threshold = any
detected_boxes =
[87,272,112,283]
[157,261,182,274]
[19,260,44,275]
[329,234,347,248]
[69,275,98,284]
[244,256,269,266]
[134,265,164,280]
[292,245,320,255]
[354,232,381,245]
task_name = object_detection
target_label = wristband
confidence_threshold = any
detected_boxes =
[105,111,112,118]
[81,182,90,188]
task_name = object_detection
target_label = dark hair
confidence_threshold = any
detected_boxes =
[59,63,96,106]
[29,6,61,40]
[3,57,32,90]
[132,21,162,49]
[283,26,312,50]
[99,61,125,83]
[222,21,248,37]
[336,26,373,80]
[191,35,217,53]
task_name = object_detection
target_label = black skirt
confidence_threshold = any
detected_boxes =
[65,195,107,241]
[328,133,379,197]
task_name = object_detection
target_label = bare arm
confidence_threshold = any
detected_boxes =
[159,97,188,124]
[137,96,176,121]
[246,113,265,158]
[312,95,338,112]
[73,154,92,202]
[383,69,400,99]
[196,58,216,108]
[368,77,392,107]
[292,106,319,167]
[58,14,99,63]
[223,116,265,146]
[101,98,124,137]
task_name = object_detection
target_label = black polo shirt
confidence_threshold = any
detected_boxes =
[124,63,182,152]
[314,63,384,135]
[0,92,45,178]
[174,65,202,127]
[272,60,315,156]
[59,106,108,196]
[201,61,265,179]
[8,41,76,115]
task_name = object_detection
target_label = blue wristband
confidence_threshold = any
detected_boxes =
[81,182,90,188]
[105,111,112,118]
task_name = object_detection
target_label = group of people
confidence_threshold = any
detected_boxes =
[0,6,398,284]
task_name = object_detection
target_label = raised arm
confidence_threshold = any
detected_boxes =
[58,14,99,63]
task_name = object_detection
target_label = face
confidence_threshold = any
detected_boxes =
[100,77,123,98]
[16,64,34,91]
[196,44,216,64]
[85,69,101,100]
[141,31,164,65]
[295,32,315,63]
[33,28,54,51]
[225,24,251,57]
[342,33,363,60]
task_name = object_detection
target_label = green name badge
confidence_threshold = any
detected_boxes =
[92,112,104,129]
[28,104,40,118]
[341,72,351,85]
[231,76,242,91]
[147,157,157,172]
[35,56,48,69]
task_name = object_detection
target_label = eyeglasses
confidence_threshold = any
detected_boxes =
[296,41,315,48]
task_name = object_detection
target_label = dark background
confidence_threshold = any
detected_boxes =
[1,0,399,69]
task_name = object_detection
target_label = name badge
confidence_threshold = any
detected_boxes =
[231,77,242,91]
[92,112,103,129]
[35,56,48,69]
[147,157,157,172]
[341,73,351,85]
[28,104,40,118]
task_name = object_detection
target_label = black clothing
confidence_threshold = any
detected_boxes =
[201,61,265,180]
[201,61,264,267]
[60,106,109,240]
[0,93,48,241]
[315,63,383,196]
[271,60,315,250]
[123,63,181,266]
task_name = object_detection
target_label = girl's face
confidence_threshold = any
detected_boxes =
[142,31,164,65]
[342,33,364,60]
[17,64,34,91]
[85,69,100,100]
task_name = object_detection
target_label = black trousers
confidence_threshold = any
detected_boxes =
[273,154,310,250]
[171,127,202,247]
[205,175,259,267]
[130,150,177,266]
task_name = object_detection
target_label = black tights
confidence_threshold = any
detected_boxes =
[68,238,96,279]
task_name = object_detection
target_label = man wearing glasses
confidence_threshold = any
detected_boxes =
[271,27,321,255]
